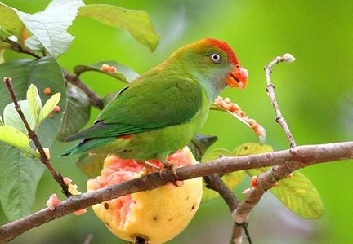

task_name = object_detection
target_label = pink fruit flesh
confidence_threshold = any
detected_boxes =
[88,150,194,225]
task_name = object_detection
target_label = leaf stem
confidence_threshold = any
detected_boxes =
[0,36,43,59]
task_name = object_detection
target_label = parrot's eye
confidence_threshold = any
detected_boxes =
[210,53,222,64]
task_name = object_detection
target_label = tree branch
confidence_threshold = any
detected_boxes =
[1,141,353,241]
[3,77,70,197]
[203,175,251,243]
[0,37,43,59]
[204,175,239,211]
[62,70,105,110]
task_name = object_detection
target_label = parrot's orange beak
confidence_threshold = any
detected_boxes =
[226,66,248,89]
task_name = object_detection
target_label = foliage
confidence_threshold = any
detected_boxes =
[202,143,323,218]
[0,0,333,243]
[0,81,62,220]
[0,0,159,221]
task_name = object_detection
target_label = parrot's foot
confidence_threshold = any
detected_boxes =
[164,162,178,176]
[159,162,182,187]
[137,161,161,175]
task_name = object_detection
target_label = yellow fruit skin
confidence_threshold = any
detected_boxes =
[87,147,203,244]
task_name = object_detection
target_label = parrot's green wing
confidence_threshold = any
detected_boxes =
[66,75,204,141]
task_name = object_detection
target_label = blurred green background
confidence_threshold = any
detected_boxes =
[1,0,353,243]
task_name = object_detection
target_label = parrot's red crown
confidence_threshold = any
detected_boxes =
[205,38,240,65]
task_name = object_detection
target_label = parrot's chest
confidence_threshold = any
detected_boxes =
[113,101,209,161]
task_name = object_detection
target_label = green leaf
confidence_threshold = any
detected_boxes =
[270,172,324,218]
[0,143,45,221]
[78,5,160,51]
[16,0,85,58]
[233,143,274,156]
[38,92,60,124]
[0,49,4,64]
[3,100,36,133]
[57,83,91,142]
[247,168,324,218]
[0,125,30,150]
[201,148,232,162]
[74,61,139,83]
[0,3,24,37]
[236,143,274,177]
[76,152,106,178]
[0,57,66,147]
[26,84,42,126]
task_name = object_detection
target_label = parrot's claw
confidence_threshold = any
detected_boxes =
[159,162,181,187]
[166,163,178,176]
[137,161,161,175]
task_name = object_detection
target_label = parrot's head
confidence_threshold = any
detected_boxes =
[170,38,248,101]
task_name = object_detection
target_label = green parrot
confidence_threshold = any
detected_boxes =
[62,38,248,166]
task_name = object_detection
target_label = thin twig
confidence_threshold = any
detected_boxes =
[63,70,105,110]
[264,53,296,148]
[204,175,239,211]
[203,175,252,244]
[232,54,297,243]
[1,141,353,241]
[0,36,43,59]
[3,77,70,197]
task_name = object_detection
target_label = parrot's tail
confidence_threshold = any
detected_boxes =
[61,137,116,156]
